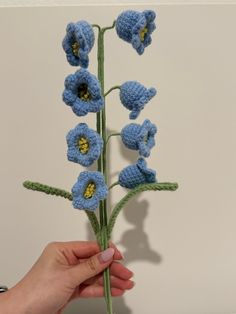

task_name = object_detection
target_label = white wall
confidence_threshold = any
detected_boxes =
[0,4,236,314]
[1,0,235,7]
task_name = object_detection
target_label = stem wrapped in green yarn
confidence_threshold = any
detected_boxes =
[104,85,120,97]
[107,182,178,239]
[23,180,100,236]
[106,133,121,145]
[96,21,116,314]
[23,181,72,200]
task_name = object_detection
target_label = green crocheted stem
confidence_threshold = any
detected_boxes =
[92,24,101,31]
[103,20,116,32]
[104,85,120,97]
[108,181,119,190]
[86,212,100,237]
[23,180,72,200]
[22,180,100,236]
[97,21,116,314]
[107,182,178,239]
[106,133,121,145]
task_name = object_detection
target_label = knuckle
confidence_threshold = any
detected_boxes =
[85,257,97,274]
[45,241,59,251]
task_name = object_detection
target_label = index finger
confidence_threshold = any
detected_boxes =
[56,241,123,260]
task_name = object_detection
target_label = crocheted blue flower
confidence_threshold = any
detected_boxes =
[62,68,104,116]
[72,171,108,211]
[62,20,95,67]
[120,81,156,119]
[121,119,157,157]
[66,123,103,167]
[119,158,156,189]
[116,10,156,55]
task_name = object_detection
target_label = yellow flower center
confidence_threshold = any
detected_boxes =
[143,132,149,144]
[78,137,90,154]
[84,182,96,199]
[139,27,148,42]
[72,41,79,56]
[78,84,92,101]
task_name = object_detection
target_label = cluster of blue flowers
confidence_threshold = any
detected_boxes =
[62,10,158,212]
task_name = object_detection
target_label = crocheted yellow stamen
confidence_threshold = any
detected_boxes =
[143,132,149,144]
[84,182,96,199]
[78,84,92,101]
[72,41,79,56]
[140,27,148,42]
[78,137,90,154]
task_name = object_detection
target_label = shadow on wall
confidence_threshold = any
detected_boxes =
[109,127,161,267]
[115,196,162,266]
[64,129,161,313]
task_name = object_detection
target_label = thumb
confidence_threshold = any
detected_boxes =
[68,247,115,285]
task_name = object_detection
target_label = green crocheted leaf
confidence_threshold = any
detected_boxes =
[107,182,178,239]
[23,181,73,200]
[23,180,100,236]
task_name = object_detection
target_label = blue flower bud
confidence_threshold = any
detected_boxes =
[116,10,156,55]
[119,158,156,189]
[121,119,157,157]
[62,20,95,67]
[120,81,156,119]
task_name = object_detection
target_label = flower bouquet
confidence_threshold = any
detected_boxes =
[23,9,178,314]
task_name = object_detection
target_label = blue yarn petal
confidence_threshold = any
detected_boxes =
[119,158,157,189]
[62,68,104,117]
[66,123,103,167]
[143,10,156,23]
[136,158,156,183]
[121,119,157,158]
[116,10,157,55]
[62,90,76,107]
[62,20,95,68]
[72,171,108,211]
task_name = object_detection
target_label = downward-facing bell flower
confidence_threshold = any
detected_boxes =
[120,81,156,119]
[62,20,95,68]
[72,171,108,211]
[121,119,157,157]
[119,158,156,189]
[116,10,156,55]
[66,123,103,167]
[63,68,104,116]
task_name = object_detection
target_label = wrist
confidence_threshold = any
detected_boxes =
[0,284,30,314]
[0,288,16,314]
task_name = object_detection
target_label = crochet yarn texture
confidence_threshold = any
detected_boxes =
[119,158,156,188]
[116,10,156,55]
[63,68,104,116]
[23,10,179,314]
[72,171,108,211]
[120,81,156,119]
[121,119,157,157]
[66,123,103,167]
[62,20,95,67]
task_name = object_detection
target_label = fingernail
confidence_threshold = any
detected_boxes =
[119,250,125,259]
[127,281,135,289]
[99,248,115,263]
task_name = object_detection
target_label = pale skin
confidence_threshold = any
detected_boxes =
[0,241,134,314]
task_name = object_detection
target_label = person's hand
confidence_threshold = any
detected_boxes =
[0,241,134,314]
